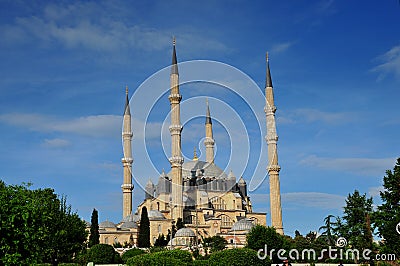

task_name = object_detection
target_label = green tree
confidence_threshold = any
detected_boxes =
[154,234,168,247]
[374,158,400,256]
[319,214,339,245]
[138,206,150,248]
[246,225,284,263]
[86,244,122,264]
[208,248,271,266]
[0,181,87,265]
[121,248,146,263]
[202,236,227,253]
[88,208,100,248]
[341,190,374,260]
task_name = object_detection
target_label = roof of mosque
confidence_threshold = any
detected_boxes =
[99,220,117,228]
[175,227,196,237]
[229,218,255,232]
[168,160,227,179]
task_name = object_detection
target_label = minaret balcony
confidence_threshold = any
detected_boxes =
[169,124,183,134]
[121,157,134,164]
[168,94,182,103]
[204,138,215,146]
[264,105,277,114]
[169,156,184,166]
[267,165,281,172]
[121,183,134,190]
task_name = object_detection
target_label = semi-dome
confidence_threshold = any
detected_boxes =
[99,220,116,228]
[175,227,196,237]
[122,213,140,223]
[148,210,166,220]
[119,221,138,229]
[229,218,254,232]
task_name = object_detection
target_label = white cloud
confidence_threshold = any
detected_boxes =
[0,113,121,138]
[283,192,345,210]
[0,2,228,53]
[271,41,295,54]
[300,155,396,176]
[372,44,400,80]
[42,138,71,148]
[368,186,384,197]
[279,108,357,125]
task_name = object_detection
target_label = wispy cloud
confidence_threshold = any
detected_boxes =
[0,2,228,54]
[368,186,384,198]
[278,108,357,125]
[300,155,396,176]
[372,44,400,80]
[0,113,121,138]
[42,138,71,148]
[271,41,295,54]
[283,192,345,210]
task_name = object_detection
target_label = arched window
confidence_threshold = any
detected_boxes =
[209,197,226,210]
[157,202,160,211]
[184,215,197,224]
[218,214,233,227]
[158,224,162,233]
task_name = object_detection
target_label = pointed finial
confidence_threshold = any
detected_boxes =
[171,37,178,74]
[124,86,131,115]
[266,52,273,88]
[193,147,198,161]
[173,36,176,46]
[205,98,212,124]
[125,85,129,95]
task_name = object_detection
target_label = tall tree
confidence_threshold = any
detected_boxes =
[318,214,339,245]
[374,158,400,256]
[89,208,100,248]
[138,206,150,248]
[341,190,373,255]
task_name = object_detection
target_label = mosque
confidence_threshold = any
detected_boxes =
[95,39,284,249]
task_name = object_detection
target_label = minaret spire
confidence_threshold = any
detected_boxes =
[264,53,284,235]
[204,99,215,164]
[168,37,183,221]
[121,86,134,218]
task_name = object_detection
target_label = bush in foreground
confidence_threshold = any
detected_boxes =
[121,248,146,263]
[126,249,192,266]
[208,248,271,266]
[86,244,122,264]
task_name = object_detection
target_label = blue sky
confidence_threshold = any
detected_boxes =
[1,0,399,237]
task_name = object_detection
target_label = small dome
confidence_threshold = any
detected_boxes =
[148,210,166,220]
[122,213,140,223]
[146,179,154,186]
[84,220,91,227]
[229,218,254,232]
[175,227,196,237]
[120,221,138,229]
[99,220,116,228]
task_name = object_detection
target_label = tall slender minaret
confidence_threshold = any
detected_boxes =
[204,99,215,164]
[169,37,184,220]
[121,86,134,219]
[264,53,284,235]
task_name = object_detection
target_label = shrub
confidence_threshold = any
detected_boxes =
[155,249,193,264]
[126,253,186,266]
[121,248,146,263]
[86,244,122,264]
[208,248,271,266]
[192,259,211,265]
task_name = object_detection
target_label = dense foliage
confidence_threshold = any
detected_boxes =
[86,244,122,264]
[246,225,284,263]
[0,181,87,265]
[374,158,400,257]
[88,208,100,248]
[138,206,151,248]
[126,249,192,266]
[202,235,227,253]
[121,248,146,263]
[208,248,271,266]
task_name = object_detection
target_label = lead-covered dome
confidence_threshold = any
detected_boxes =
[175,227,196,237]
[148,210,166,220]
[229,218,255,232]
[99,220,116,228]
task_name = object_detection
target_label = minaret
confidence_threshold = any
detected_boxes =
[168,37,184,220]
[121,86,134,219]
[204,99,215,164]
[264,53,284,235]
